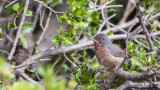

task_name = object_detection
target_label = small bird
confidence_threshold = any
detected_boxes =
[91,33,126,71]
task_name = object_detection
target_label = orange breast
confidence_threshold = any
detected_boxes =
[94,41,123,69]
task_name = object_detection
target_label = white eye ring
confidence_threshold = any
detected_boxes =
[98,38,102,42]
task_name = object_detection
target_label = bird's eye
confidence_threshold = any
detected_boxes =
[97,38,101,42]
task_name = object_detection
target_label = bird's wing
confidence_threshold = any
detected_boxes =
[107,44,126,57]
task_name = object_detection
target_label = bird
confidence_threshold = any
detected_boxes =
[91,33,126,71]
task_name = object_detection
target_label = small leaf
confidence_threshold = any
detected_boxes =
[8,22,16,29]
[19,3,25,12]
[12,61,16,66]
[22,22,32,33]
[52,34,60,48]
[35,47,41,53]
[12,3,19,12]
[20,34,29,49]
[26,10,33,16]
[27,69,35,73]
[58,13,68,23]
[48,0,63,7]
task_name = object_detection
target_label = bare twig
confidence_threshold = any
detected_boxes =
[7,0,30,60]
[34,0,63,14]
[5,0,18,8]
[136,0,155,51]
[37,11,52,44]
[63,53,78,67]
[118,3,135,24]
[52,55,62,69]
[98,14,116,33]
[119,23,136,68]
[89,5,123,12]
[55,59,67,75]
[31,4,42,32]
[0,49,9,55]
[134,39,150,50]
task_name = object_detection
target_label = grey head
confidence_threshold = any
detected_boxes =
[93,33,112,46]
[93,33,124,55]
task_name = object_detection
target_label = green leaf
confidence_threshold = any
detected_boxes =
[69,28,76,35]
[87,12,100,23]
[0,57,6,70]
[20,34,29,49]
[21,22,32,33]
[150,51,157,65]
[139,50,148,63]
[131,58,143,67]
[8,22,16,29]
[19,3,25,12]
[73,21,88,29]
[74,8,87,17]
[105,8,116,13]
[35,47,41,53]
[12,61,16,66]
[26,10,33,16]
[88,2,94,9]
[58,13,68,23]
[48,0,63,7]
[73,0,87,8]
[52,34,60,48]
[12,3,19,12]
[27,69,35,73]
[72,63,96,84]
[60,28,74,46]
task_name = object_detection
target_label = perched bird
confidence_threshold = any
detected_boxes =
[91,33,126,71]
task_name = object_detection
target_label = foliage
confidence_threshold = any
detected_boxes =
[72,63,99,89]
[125,41,159,72]
[52,0,100,48]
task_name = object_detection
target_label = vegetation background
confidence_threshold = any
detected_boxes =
[0,0,160,89]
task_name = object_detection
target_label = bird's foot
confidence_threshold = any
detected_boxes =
[113,66,119,73]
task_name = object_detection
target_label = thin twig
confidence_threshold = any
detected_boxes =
[31,4,42,32]
[89,5,123,12]
[5,0,18,8]
[119,23,136,68]
[55,59,67,75]
[63,53,78,67]
[136,0,155,51]
[37,11,52,44]
[34,0,63,14]
[98,14,116,33]
[0,49,9,55]
[52,55,62,69]
[7,0,30,60]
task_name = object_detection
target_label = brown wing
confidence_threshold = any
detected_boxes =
[110,49,125,57]
[107,44,131,57]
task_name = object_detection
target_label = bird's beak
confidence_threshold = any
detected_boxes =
[88,38,94,40]
[88,38,98,43]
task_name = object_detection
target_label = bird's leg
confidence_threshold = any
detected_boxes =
[113,66,119,73]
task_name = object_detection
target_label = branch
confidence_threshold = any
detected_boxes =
[116,81,160,90]
[7,0,30,60]
[136,0,155,51]
[5,0,17,8]
[34,0,63,14]
[101,71,117,89]
[116,68,155,81]
[11,31,160,69]
[64,53,78,67]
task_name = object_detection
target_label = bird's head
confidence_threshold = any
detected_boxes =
[91,33,112,46]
